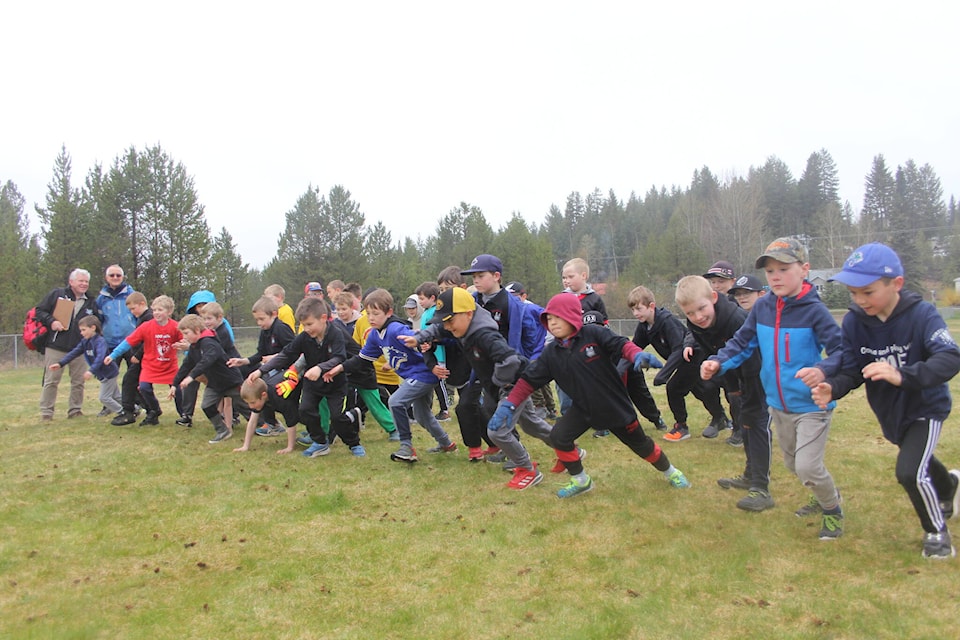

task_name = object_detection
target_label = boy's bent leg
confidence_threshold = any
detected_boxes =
[325,390,361,448]
[358,387,396,434]
[99,377,123,414]
[552,407,591,475]
[769,407,797,476]
[792,410,840,509]
[454,380,485,448]
[298,382,327,443]
[896,418,948,534]
[515,398,554,447]
[388,379,422,443]
[626,369,661,423]
[411,386,452,446]
[488,426,532,469]
[120,361,142,413]
[67,356,88,416]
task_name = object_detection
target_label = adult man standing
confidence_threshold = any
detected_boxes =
[96,265,138,416]
[35,268,100,421]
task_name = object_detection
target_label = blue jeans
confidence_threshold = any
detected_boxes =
[388,378,452,447]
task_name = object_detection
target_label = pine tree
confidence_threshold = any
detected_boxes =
[209,227,249,323]
[862,154,895,235]
[0,181,42,331]
[36,146,96,287]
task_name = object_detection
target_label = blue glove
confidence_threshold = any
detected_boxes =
[488,400,517,432]
[634,352,663,371]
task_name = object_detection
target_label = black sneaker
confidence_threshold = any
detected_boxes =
[726,431,744,447]
[717,474,751,490]
[737,489,775,512]
[111,412,137,426]
[922,530,956,559]
[175,415,193,427]
[653,417,669,431]
[140,411,160,426]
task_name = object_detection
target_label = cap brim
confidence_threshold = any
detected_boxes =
[828,271,882,287]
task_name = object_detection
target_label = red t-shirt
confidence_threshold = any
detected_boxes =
[123,318,182,384]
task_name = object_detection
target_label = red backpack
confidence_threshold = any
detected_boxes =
[23,307,48,353]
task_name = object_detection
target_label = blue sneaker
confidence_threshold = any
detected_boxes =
[668,469,691,489]
[297,433,314,447]
[557,475,593,498]
[302,442,330,458]
[350,445,366,457]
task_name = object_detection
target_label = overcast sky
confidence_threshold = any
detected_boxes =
[3,2,957,269]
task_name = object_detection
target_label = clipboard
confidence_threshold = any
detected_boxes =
[53,298,74,328]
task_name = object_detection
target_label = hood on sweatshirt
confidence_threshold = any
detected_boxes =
[187,290,217,314]
[541,292,584,336]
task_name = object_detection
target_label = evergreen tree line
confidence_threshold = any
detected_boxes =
[1,145,955,334]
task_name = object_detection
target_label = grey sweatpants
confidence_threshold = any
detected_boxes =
[487,397,555,470]
[769,407,840,509]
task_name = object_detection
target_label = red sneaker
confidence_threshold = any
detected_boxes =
[468,446,484,463]
[506,465,543,490]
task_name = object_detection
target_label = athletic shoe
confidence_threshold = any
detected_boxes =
[593,429,610,438]
[557,475,593,499]
[255,423,285,437]
[667,469,691,489]
[702,416,730,438]
[819,512,844,540]
[67,411,84,419]
[485,450,507,463]
[436,410,451,421]
[388,430,401,442]
[940,469,960,520]
[175,415,193,427]
[717,474,751,490]
[297,433,314,447]
[653,417,669,431]
[922,530,956,559]
[428,441,458,454]
[97,407,112,417]
[302,442,331,458]
[726,431,744,447]
[795,495,823,517]
[663,424,690,441]
[546,411,558,421]
[502,458,520,473]
[139,411,160,427]
[390,443,418,463]
[507,465,543,490]
[111,412,137,426]
[737,489,775,512]
[468,447,484,463]
[549,446,586,473]
[350,445,366,457]
[208,429,233,444]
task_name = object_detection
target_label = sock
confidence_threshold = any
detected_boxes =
[572,472,589,485]
[662,464,677,479]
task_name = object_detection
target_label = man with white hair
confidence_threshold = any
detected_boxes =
[35,268,101,421]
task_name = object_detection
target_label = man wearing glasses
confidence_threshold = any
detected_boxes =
[97,266,138,417]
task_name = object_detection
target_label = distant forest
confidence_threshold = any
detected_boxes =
[1,144,956,332]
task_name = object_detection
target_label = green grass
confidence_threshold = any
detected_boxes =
[2,361,960,639]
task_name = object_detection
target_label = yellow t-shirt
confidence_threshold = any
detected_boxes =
[353,310,402,386]
[278,303,296,333]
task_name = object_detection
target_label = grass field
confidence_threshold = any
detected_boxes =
[2,357,959,639]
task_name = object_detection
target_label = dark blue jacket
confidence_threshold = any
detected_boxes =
[823,290,960,444]
[58,333,119,381]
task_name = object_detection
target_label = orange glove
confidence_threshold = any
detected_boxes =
[275,368,300,398]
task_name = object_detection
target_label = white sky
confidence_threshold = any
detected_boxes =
[2,2,957,269]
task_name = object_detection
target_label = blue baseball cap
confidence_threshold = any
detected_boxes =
[461,254,504,275]
[829,243,903,287]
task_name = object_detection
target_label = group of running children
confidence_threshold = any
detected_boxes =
[59,240,960,560]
